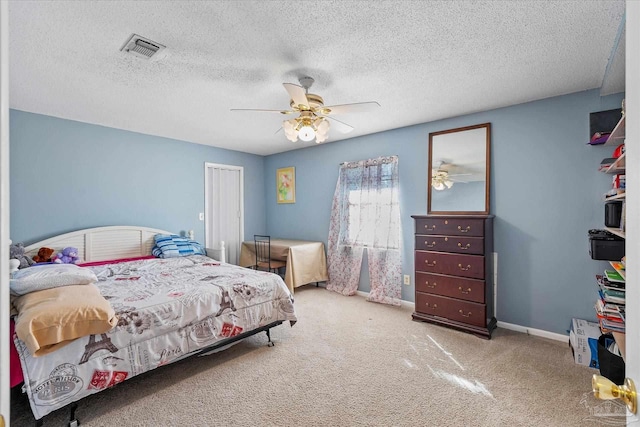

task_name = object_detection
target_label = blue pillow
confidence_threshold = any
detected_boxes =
[153,234,205,258]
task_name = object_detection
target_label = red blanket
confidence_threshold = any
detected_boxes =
[10,319,22,387]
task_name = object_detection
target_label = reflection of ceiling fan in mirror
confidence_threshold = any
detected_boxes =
[431,161,473,191]
[231,76,380,143]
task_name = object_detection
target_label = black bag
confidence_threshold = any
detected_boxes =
[598,334,625,385]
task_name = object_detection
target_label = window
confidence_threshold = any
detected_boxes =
[338,158,399,250]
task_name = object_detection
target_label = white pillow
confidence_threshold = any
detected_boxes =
[10,264,98,296]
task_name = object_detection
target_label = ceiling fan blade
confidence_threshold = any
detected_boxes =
[319,101,380,115]
[283,83,309,110]
[230,108,296,115]
[326,116,354,134]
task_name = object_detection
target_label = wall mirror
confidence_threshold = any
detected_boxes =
[428,123,491,215]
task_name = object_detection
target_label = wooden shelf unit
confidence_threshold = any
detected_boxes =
[593,110,627,366]
[604,226,625,239]
[604,192,626,201]
[603,152,626,174]
[603,115,625,146]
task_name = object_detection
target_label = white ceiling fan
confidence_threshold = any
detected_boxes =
[231,76,380,143]
[431,161,473,191]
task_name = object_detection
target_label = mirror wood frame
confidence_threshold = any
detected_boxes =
[427,122,491,215]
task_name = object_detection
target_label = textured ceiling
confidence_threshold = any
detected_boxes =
[9,0,626,156]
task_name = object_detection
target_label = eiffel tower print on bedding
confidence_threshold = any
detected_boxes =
[13,255,297,420]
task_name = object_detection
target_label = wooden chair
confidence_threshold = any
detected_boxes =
[254,235,286,275]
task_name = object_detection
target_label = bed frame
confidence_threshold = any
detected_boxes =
[20,226,276,427]
[24,225,226,263]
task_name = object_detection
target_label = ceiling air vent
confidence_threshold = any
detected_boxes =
[120,34,166,60]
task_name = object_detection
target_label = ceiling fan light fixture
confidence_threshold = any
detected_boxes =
[433,181,445,191]
[298,125,315,142]
[317,119,330,134]
[283,120,298,142]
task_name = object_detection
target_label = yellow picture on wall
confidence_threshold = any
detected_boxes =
[276,167,296,204]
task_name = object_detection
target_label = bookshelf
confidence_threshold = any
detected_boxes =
[592,108,627,365]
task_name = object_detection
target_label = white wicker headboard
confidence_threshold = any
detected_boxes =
[23,226,173,262]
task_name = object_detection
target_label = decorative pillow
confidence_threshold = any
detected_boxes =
[154,234,180,258]
[153,234,206,258]
[13,284,117,357]
[10,263,98,296]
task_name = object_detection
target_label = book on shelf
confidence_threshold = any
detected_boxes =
[595,298,625,318]
[596,311,624,325]
[598,288,625,305]
[596,274,625,291]
[599,157,617,170]
[605,269,625,283]
[610,261,625,272]
[599,318,625,333]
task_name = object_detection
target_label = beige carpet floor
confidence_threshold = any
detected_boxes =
[11,286,624,427]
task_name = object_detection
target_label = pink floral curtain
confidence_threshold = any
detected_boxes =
[326,156,401,305]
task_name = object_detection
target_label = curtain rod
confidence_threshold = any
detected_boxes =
[340,155,399,165]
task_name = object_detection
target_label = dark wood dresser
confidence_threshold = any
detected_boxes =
[411,214,496,338]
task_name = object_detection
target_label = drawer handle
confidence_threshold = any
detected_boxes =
[426,281,437,288]
[459,310,472,318]
[425,260,437,267]
[458,286,471,294]
[424,225,436,231]
[425,241,436,248]
[426,303,438,309]
[458,264,471,271]
[458,225,471,233]
[457,243,471,250]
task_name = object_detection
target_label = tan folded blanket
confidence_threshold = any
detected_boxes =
[13,284,117,357]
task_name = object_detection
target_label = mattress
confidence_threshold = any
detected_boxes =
[15,255,297,420]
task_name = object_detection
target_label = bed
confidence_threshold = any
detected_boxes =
[12,226,297,423]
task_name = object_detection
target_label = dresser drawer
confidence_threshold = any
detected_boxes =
[415,251,485,280]
[415,293,486,327]
[415,235,484,255]
[415,218,484,237]
[415,272,485,303]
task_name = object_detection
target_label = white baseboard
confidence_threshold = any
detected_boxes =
[497,321,568,342]
[351,291,568,342]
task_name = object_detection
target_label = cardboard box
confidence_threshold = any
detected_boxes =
[569,318,601,369]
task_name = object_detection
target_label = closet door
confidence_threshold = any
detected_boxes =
[204,163,244,265]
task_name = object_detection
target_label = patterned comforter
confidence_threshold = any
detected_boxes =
[15,255,297,420]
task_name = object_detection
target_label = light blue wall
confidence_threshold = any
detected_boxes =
[10,110,266,245]
[264,89,624,335]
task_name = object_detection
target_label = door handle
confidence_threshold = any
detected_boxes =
[592,375,637,414]
[458,286,471,294]
[458,264,471,271]
[425,281,437,288]
[458,243,471,250]
[425,241,436,248]
[425,260,437,267]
